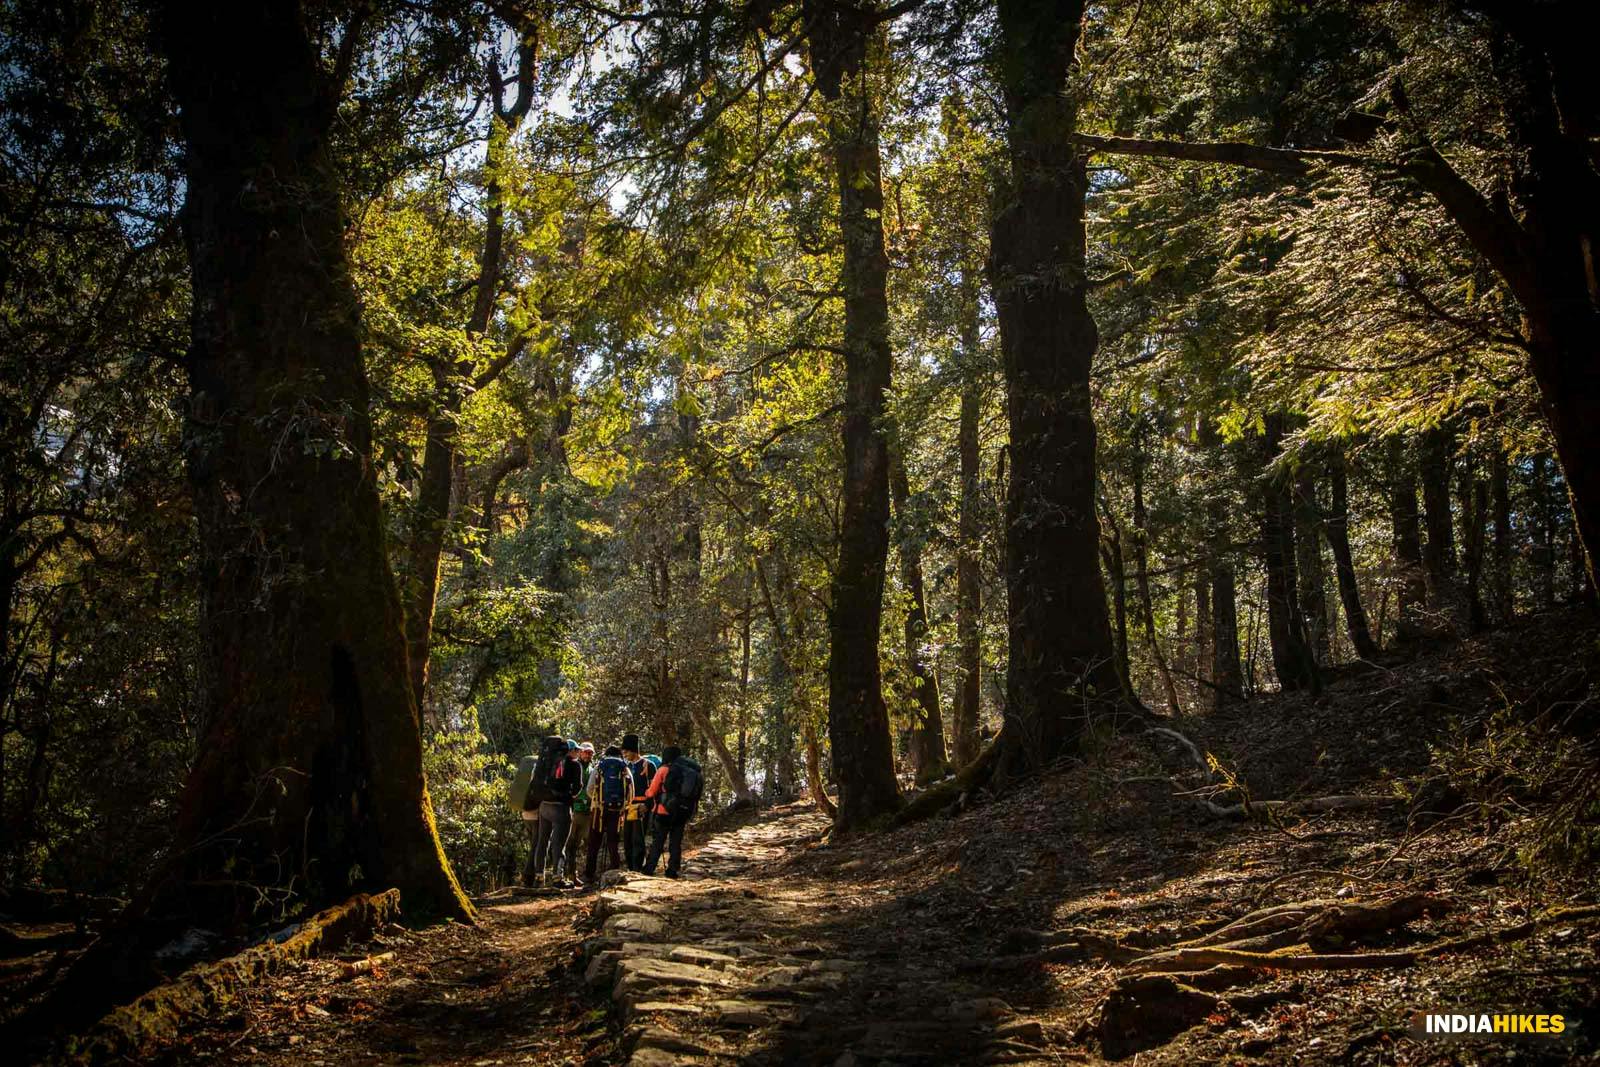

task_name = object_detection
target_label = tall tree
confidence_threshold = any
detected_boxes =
[1387,438,1428,644]
[1259,416,1319,691]
[989,0,1123,774]
[889,448,949,783]
[1325,452,1381,660]
[151,0,471,929]
[401,22,540,718]
[806,0,901,829]
[952,311,984,767]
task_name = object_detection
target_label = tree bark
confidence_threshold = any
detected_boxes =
[806,1,901,829]
[1258,416,1319,692]
[1387,437,1428,644]
[151,0,471,934]
[889,448,949,784]
[953,288,983,768]
[1325,453,1380,660]
[989,0,1124,776]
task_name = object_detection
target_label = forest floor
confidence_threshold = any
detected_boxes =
[12,608,1600,1065]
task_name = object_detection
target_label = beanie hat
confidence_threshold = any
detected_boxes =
[621,733,641,752]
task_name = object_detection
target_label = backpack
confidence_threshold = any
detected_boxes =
[596,755,629,809]
[527,735,569,807]
[507,754,539,813]
[628,756,653,797]
[665,757,704,820]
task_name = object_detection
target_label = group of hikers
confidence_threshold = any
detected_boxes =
[509,732,704,889]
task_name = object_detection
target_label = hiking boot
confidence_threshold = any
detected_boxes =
[551,877,571,889]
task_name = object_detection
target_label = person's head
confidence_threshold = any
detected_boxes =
[578,741,595,762]
[604,745,622,758]
[621,733,641,759]
[661,745,682,765]
[565,738,578,755]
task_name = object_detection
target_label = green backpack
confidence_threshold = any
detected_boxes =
[507,754,539,813]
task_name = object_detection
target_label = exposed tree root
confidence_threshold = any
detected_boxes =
[891,735,1002,827]
[55,889,401,1066]
[1084,900,1600,1059]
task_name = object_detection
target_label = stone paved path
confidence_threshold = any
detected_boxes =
[583,805,1061,1066]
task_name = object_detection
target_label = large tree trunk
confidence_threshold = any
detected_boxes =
[1211,560,1244,706]
[889,449,949,784]
[1387,437,1428,644]
[151,0,471,935]
[989,0,1123,775]
[1259,416,1319,692]
[1325,453,1380,660]
[953,324,983,767]
[807,2,901,829]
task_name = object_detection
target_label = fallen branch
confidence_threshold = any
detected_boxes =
[58,889,401,1065]
[339,951,396,979]
[1199,794,1401,820]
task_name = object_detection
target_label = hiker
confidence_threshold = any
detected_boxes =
[583,744,635,886]
[621,735,654,871]
[524,735,582,888]
[643,745,703,878]
[563,741,596,887]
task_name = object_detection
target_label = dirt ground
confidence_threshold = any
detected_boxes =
[9,608,1600,1065]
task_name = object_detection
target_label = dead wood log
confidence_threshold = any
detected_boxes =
[339,950,397,979]
[57,889,401,1065]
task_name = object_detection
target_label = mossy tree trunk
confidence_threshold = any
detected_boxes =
[154,0,471,929]
[989,0,1124,774]
[806,0,901,830]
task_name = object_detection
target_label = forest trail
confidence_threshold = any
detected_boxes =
[34,613,1600,1066]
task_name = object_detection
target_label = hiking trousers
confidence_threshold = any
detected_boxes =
[527,801,571,882]
[623,804,650,870]
[584,806,624,882]
[565,808,594,877]
[644,812,687,877]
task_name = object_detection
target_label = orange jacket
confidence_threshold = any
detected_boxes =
[644,764,670,816]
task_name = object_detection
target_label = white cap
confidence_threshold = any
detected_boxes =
[579,741,596,753]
